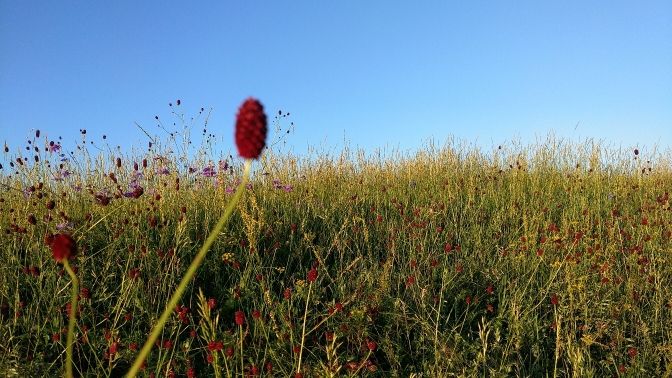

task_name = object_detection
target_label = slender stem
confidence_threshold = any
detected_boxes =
[127,160,252,377]
[296,282,312,375]
[239,324,244,377]
[63,260,79,378]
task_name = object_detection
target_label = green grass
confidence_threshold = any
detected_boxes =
[1,129,671,377]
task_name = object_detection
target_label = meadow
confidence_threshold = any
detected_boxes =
[1,110,671,377]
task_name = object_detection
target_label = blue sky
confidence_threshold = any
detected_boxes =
[1,1,671,160]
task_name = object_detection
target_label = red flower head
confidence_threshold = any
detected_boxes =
[234,310,245,326]
[307,267,318,283]
[235,98,267,159]
[48,233,77,263]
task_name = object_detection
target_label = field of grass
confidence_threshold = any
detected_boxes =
[1,120,671,376]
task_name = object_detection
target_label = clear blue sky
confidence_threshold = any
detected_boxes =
[1,1,671,160]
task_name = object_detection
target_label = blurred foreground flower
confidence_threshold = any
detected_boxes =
[235,98,267,159]
[47,233,77,263]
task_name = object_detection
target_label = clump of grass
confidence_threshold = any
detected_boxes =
[0,104,671,377]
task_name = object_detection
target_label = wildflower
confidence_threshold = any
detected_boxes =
[234,310,245,326]
[128,268,140,280]
[366,339,377,351]
[48,142,61,153]
[249,365,259,376]
[225,346,234,358]
[56,222,73,231]
[550,294,559,306]
[48,233,77,263]
[235,98,267,159]
[202,165,216,177]
[627,347,638,358]
[207,341,223,352]
[307,267,318,283]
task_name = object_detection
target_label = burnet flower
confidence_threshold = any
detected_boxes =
[235,98,267,160]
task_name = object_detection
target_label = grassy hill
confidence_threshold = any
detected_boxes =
[1,134,671,376]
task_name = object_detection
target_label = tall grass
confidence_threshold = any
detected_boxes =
[1,117,671,376]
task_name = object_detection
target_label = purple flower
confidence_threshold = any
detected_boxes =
[56,222,74,231]
[157,167,170,175]
[273,179,282,189]
[202,166,216,177]
[225,187,235,194]
[53,169,71,181]
[282,184,293,192]
[219,160,229,172]
[48,143,61,153]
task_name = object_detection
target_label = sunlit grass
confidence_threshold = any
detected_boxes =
[1,114,671,376]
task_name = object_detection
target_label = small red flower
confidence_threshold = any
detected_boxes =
[208,340,223,352]
[551,294,559,306]
[627,347,638,358]
[234,310,245,326]
[249,365,259,376]
[252,309,261,320]
[225,346,234,358]
[186,367,196,378]
[235,98,267,159]
[307,267,318,283]
[366,339,377,351]
[48,233,77,263]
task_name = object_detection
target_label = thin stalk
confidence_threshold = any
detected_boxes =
[239,324,244,377]
[63,260,79,378]
[127,160,252,377]
[296,282,312,375]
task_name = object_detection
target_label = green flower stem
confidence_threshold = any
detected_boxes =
[239,324,244,377]
[62,259,79,378]
[296,282,312,375]
[127,160,252,377]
